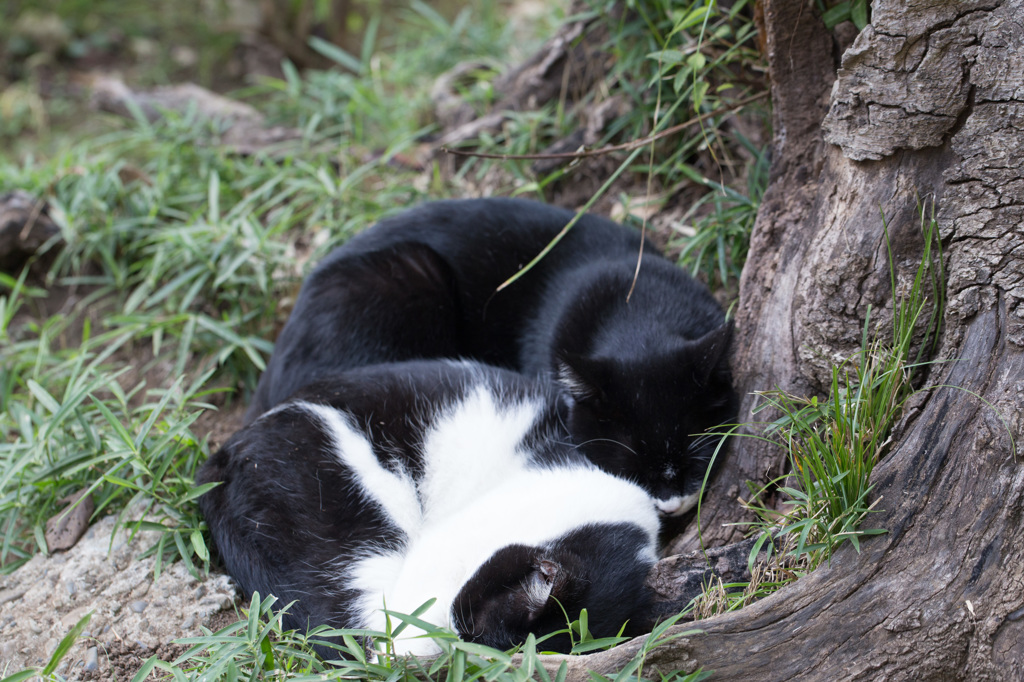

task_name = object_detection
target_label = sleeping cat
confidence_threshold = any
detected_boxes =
[201,360,660,656]
[247,198,737,516]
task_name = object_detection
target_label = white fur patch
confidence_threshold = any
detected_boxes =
[296,383,660,656]
[295,401,422,533]
[656,492,699,517]
[349,551,405,628]
[352,380,550,653]
[416,383,540,523]
[380,465,660,652]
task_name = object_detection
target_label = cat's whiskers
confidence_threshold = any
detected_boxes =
[454,596,475,638]
[574,437,638,456]
[688,433,715,449]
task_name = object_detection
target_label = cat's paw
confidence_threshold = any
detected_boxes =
[656,492,698,517]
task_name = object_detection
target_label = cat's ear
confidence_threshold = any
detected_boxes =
[556,351,608,404]
[523,559,560,618]
[681,321,734,386]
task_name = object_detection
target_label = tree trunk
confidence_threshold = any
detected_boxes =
[607,0,1024,679]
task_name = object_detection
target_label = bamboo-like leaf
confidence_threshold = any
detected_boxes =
[26,379,60,414]
[42,611,92,675]
[190,529,209,562]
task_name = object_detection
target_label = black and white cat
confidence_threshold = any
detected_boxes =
[247,198,737,516]
[201,360,660,656]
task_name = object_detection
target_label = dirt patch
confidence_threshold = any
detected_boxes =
[77,641,188,682]
[193,400,248,453]
[0,511,237,679]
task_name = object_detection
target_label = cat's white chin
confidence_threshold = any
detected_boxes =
[656,492,698,517]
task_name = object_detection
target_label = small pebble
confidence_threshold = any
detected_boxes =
[193,585,206,599]
[0,587,28,605]
[182,615,195,629]
[84,647,99,671]
[130,600,148,613]
[66,580,77,596]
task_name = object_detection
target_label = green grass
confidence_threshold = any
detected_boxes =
[1,1,544,576]
[252,0,542,153]
[0,0,773,677]
[672,130,768,288]
[3,594,711,682]
[448,0,768,290]
[113,594,710,682]
[2,128,358,573]
[817,0,871,31]
[691,203,946,618]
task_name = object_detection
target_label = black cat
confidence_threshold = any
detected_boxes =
[247,198,737,515]
[200,360,659,656]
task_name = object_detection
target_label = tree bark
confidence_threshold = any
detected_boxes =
[613,0,1024,678]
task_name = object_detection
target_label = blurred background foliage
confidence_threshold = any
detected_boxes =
[0,0,775,578]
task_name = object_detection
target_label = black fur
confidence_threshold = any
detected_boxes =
[451,523,654,653]
[247,198,737,511]
[200,360,657,656]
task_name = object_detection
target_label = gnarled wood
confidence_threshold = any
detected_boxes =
[587,0,1024,678]
[668,0,840,554]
